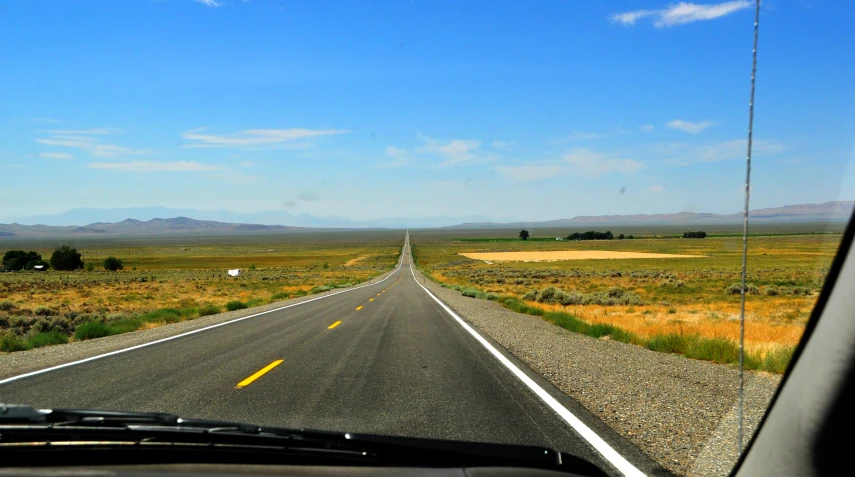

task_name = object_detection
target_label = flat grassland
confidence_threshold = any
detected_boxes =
[0,231,403,351]
[412,228,842,372]
[461,250,702,261]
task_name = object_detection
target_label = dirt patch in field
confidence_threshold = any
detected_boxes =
[343,255,368,266]
[460,250,703,261]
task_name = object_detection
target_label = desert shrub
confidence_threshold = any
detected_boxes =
[0,332,28,352]
[270,292,290,301]
[725,283,760,295]
[486,293,499,301]
[226,300,248,311]
[33,306,56,316]
[311,285,332,294]
[32,317,70,334]
[523,286,645,306]
[103,256,124,271]
[763,286,781,296]
[9,315,33,334]
[26,331,68,349]
[74,321,112,340]
[198,305,221,316]
[0,301,16,312]
[245,298,264,307]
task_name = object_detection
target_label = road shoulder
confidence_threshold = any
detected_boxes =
[411,267,779,477]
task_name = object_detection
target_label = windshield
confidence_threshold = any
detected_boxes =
[0,2,853,476]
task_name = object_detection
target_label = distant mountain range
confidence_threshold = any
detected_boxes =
[0,217,301,238]
[7,207,511,230]
[446,201,855,229]
[0,201,851,238]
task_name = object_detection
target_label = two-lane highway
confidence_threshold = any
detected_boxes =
[0,234,651,476]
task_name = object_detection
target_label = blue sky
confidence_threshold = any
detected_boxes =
[0,0,852,223]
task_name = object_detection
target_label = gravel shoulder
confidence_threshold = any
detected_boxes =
[0,266,401,381]
[412,268,780,477]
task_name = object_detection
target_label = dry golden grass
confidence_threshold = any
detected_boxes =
[461,250,703,261]
[530,297,812,354]
[414,232,840,358]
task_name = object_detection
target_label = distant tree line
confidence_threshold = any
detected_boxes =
[567,231,614,241]
[2,245,87,272]
[2,250,48,271]
[683,231,707,239]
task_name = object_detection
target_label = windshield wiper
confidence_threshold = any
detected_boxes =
[0,405,607,476]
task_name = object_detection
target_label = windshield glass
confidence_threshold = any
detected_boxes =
[0,2,853,476]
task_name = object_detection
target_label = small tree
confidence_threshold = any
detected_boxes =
[2,250,42,271]
[50,245,83,271]
[618,234,625,240]
[103,256,123,271]
[519,230,530,240]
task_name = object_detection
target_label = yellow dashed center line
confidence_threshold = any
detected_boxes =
[356,306,363,311]
[369,298,374,302]
[328,320,342,329]
[235,360,284,389]
[377,293,381,296]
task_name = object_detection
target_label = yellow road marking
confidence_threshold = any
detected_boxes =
[236,360,283,389]
[356,306,363,310]
[377,293,381,296]
[369,298,374,302]
[328,320,342,329]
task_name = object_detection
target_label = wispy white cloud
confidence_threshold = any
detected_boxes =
[416,135,483,166]
[666,119,714,134]
[645,185,667,193]
[38,152,73,160]
[652,138,785,166]
[564,149,643,177]
[611,10,656,26]
[497,149,643,182]
[554,130,607,144]
[194,0,224,7]
[382,146,412,168]
[181,128,349,148]
[88,161,221,172]
[610,1,752,27]
[640,125,655,132]
[36,130,148,158]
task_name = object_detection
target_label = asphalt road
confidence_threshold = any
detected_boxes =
[0,235,658,476]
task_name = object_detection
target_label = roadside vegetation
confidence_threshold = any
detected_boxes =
[0,233,403,352]
[412,230,841,374]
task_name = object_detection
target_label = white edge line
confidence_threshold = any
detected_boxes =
[407,244,646,477]
[0,260,404,386]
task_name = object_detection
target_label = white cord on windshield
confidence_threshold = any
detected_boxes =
[738,0,761,456]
